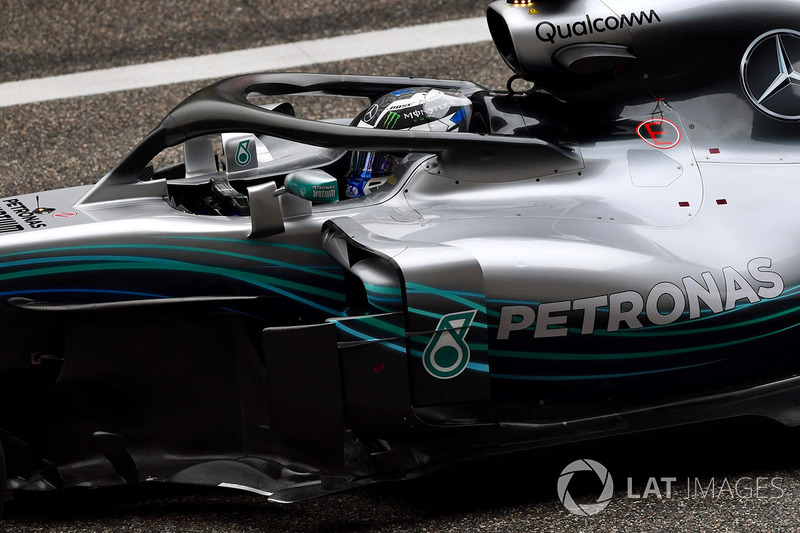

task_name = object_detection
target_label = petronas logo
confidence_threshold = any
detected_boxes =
[235,140,252,166]
[383,112,401,129]
[423,310,477,379]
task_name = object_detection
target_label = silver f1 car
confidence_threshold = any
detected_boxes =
[2,0,800,511]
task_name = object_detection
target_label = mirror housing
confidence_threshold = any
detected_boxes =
[248,181,285,239]
[285,170,340,204]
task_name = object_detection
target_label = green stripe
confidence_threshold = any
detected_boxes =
[357,317,405,337]
[0,244,339,280]
[408,307,488,329]
[0,260,345,302]
[363,283,403,296]
[406,282,494,315]
[491,322,800,361]
[591,305,800,338]
[156,236,329,255]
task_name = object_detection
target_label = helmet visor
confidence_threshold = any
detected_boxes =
[349,151,396,180]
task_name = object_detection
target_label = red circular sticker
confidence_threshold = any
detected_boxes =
[636,118,681,149]
[52,211,78,219]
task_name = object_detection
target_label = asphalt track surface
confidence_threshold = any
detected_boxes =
[2,1,800,532]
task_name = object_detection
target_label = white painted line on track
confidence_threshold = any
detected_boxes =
[0,17,491,108]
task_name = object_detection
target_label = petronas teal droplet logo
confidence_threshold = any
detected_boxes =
[423,310,477,379]
[235,140,252,166]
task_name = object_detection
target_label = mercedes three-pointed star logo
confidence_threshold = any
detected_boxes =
[741,29,800,121]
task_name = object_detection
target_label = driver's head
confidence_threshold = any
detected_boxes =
[346,87,472,198]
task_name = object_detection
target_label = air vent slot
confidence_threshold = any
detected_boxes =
[487,8,521,74]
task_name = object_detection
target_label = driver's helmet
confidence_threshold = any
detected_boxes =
[346,87,472,198]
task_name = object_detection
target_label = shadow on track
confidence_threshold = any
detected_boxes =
[3,417,798,532]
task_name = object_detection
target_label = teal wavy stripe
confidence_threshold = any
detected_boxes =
[334,321,490,373]
[332,322,406,354]
[674,284,800,322]
[366,294,403,303]
[405,282,494,315]
[0,258,343,300]
[367,318,405,337]
[364,287,402,313]
[487,298,542,306]
[0,255,176,269]
[0,244,340,280]
[0,288,167,299]
[0,259,346,316]
[406,283,485,300]
[155,236,329,256]
[362,283,402,296]
[409,334,488,353]
[490,360,719,381]
[335,316,405,338]
[467,362,490,373]
[591,304,800,338]
[367,301,395,314]
[490,322,800,361]
[408,307,488,330]
[365,283,493,321]
[363,282,492,327]
[407,348,489,373]
[608,284,800,335]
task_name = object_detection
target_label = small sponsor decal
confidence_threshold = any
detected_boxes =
[404,102,449,121]
[52,211,78,219]
[383,111,401,129]
[363,103,380,123]
[235,140,252,166]
[3,198,47,229]
[423,310,477,379]
[311,183,338,200]
[0,205,23,234]
[637,118,681,149]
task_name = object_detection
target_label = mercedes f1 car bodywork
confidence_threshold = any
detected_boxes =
[3,0,800,507]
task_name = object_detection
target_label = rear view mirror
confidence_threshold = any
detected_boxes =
[248,181,284,239]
